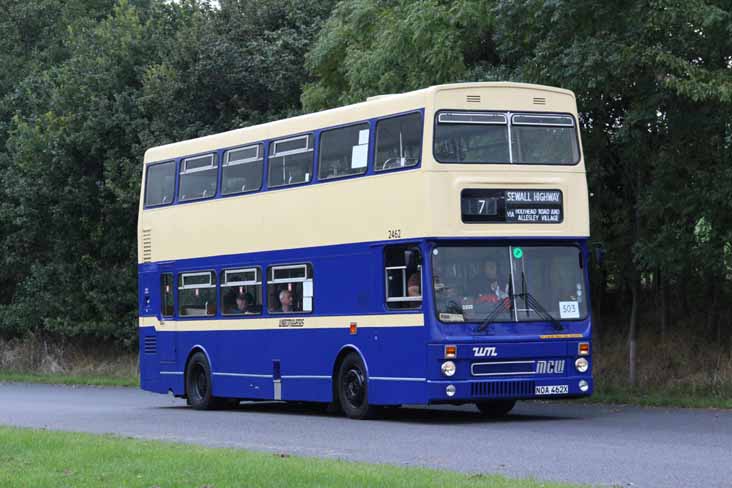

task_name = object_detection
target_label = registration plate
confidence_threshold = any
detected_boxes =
[535,385,569,395]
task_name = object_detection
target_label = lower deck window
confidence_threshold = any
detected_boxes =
[385,245,422,309]
[267,264,313,314]
[221,267,262,315]
[161,273,174,317]
[178,271,216,316]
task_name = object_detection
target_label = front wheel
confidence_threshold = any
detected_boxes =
[186,352,226,410]
[476,399,516,418]
[337,352,377,420]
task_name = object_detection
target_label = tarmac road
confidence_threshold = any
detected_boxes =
[0,383,730,487]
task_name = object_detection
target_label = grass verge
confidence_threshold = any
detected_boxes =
[583,384,732,409]
[0,426,584,488]
[0,371,137,388]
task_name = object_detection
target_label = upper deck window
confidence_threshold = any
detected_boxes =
[178,154,218,201]
[268,135,313,188]
[222,144,263,195]
[434,112,509,163]
[319,123,369,180]
[434,111,580,165]
[375,113,422,171]
[511,114,579,164]
[144,161,176,206]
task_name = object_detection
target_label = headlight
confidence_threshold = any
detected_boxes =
[445,384,456,397]
[575,357,589,373]
[578,380,589,392]
[441,361,456,377]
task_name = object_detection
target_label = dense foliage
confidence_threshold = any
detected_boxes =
[1,0,730,381]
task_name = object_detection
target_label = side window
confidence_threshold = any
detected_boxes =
[222,144,263,195]
[318,123,369,180]
[268,135,313,188]
[178,271,216,317]
[375,113,422,172]
[161,273,174,317]
[178,153,218,202]
[144,161,176,206]
[267,264,313,314]
[221,267,262,315]
[385,245,422,309]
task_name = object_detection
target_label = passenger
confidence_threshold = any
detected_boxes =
[230,291,253,314]
[275,289,294,313]
[475,260,507,304]
[407,272,421,297]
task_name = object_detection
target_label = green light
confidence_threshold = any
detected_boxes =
[513,247,523,259]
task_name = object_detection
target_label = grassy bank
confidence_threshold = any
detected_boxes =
[0,426,583,488]
[590,328,732,409]
[0,335,138,387]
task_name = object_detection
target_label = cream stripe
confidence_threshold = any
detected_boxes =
[139,313,424,332]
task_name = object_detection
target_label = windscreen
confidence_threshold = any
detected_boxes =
[432,245,587,323]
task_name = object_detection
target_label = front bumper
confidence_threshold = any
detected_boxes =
[426,375,593,403]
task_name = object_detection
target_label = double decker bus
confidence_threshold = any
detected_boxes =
[138,82,592,419]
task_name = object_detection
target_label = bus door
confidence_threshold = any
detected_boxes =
[156,264,177,364]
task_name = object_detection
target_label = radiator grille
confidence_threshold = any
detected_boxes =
[143,335,157,354]
[141,229,152,263]
[533,97,547,105]
[466,95,481,103]
[471,380,535,398]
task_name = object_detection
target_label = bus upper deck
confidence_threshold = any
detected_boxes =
[139,82,587,264]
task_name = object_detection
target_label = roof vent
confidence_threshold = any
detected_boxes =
[466,95,481,103]
[533,97,547,105]
[142,229,152,263]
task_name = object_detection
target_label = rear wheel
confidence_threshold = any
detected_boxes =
[186,352,226,410]
[337,352,377,420]
[476,400,516,418]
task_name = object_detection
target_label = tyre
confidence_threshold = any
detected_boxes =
[185,351,225,410]
[337,352,377,420]
[476,399,516,417]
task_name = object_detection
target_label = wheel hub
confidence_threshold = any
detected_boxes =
[343,368,364,406]
[193,364,208,399]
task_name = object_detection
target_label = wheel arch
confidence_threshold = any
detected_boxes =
[331,344,369,402]
[183,344,213,397]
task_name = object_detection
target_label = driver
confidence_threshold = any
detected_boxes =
[475,260,508,304]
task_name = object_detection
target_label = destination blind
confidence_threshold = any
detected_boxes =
[461,189,563,223]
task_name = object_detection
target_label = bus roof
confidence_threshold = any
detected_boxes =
[143,82,576,164]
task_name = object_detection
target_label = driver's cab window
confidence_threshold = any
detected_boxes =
[374,113,422,171]
[385,245,422,309]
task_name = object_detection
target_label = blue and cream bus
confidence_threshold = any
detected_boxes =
[138,82,592,419]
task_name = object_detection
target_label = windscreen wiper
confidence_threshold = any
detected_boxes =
[476,291,564,333]
[516,270,563,330]
[515,291,564,331]
[475,296,513,333]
